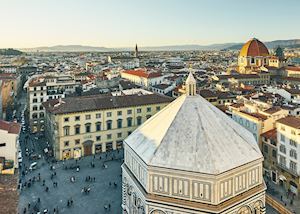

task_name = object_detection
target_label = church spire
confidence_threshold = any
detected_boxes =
[134,44,138,58]
[186,71,196,96]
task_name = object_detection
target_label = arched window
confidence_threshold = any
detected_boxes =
[127,117,133,127]
[238,206,251,214]
[85,123,91,133]
[39,112,44,118]
[74,124,81,135]
[63,126,70,136]
[150,210,166,214]
[117,119,123,129]
[136,116,142,125]
[32,113,38,119]
[106,120,112,130]
[253,200,263,214]
[95,122,101,131]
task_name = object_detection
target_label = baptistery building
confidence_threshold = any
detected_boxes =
[121,72,266,214]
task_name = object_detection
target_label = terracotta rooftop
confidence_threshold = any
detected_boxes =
[285,66,300,72]
[239,38,269,57]
[240,111,268,120]
[0,120,21,134]
[277,116,300,129]
[122,69,162,78]
[264,106,282,115]
[43,94,173,115]
[261,128,277,141]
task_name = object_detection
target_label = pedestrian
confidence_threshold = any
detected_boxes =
[38,197,40,203]
[70,198,73,206]
[23,207,26,214]
[67,200,70,207]
[54,171,56,176]
[109,182,111,186]
[45,186,49,192]
[280,195,283,201]
[28,202,30,208]
[108,204,111,209]
[93,177,95,182]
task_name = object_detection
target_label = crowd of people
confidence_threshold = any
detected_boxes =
[19,149,123,214]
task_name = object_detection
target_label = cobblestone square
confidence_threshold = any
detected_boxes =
[18,150,123,214]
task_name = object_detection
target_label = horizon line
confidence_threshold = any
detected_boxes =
[0,38,299,50]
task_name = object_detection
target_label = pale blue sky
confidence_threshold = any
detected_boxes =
[0,0,299,48]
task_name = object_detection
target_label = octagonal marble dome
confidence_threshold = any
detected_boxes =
[125,79,262,175]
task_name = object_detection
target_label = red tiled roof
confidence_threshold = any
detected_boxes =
[0,120,21,134]
[277,116,300,129]
[285,66,300,72]
[122,69,162,78]
[239,38,269,57]
[264,106,282,114]
[240,111,268,120]
[261,128,277,140]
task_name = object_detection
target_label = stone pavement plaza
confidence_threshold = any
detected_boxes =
[18,150,123,214]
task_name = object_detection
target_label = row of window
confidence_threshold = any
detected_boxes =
[32,98,44,103]
[33,86,44,91]
[280,134,298,148]
[263,145,277,158]
[279,144,297,159]
[63,133,130,147]
[279,155,297,172]
[280,126,297,135]
[32,105,43,111]
[63,106,161,123]
[63,117,146,136]
[33,92,44,97]
[32,112,44,119]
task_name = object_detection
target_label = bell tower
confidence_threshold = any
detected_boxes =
[185,71,196,96]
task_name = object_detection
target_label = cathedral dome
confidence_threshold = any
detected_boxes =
[125,74,262,174]
[239,38,269,57]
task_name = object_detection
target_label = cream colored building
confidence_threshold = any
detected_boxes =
[122,73,266,214]
[27,73,79,133]
[0,120,21,169]
[276,116,300,195]
[43,93,172,160]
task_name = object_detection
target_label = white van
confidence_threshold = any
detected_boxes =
[29,162,37,171]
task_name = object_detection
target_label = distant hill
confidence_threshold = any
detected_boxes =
[224,39,300,50]
[21,45,110,52]
[20,39,300,52]
[21,43,240,52]
[0,48,23,55]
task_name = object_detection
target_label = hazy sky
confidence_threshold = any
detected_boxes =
[1,0,299,48]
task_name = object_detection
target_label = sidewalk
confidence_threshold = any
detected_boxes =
[265,177,300,214]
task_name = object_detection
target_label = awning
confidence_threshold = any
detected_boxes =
[279,175,287,181]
